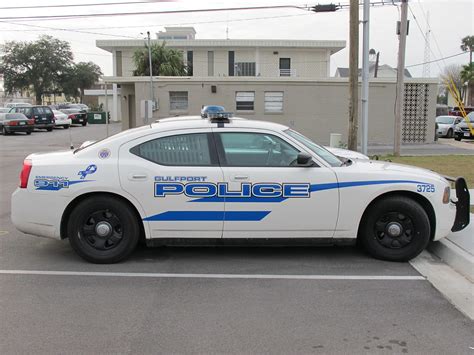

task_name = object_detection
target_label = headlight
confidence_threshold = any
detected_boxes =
[443,186,450,204]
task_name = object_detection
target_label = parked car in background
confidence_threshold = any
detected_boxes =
[61,103,89,112]
[10,106,55,131]
[4,102,32,109]
[201,105,225,118]
[449,106,474,117]
[0,108,11,113]
[52,110,72,129]
[0,113,34,135]
[60,109,88,126]
[435,115,461,138]
[454,113,474,141]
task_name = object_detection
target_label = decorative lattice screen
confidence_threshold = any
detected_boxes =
[402,83,429,143]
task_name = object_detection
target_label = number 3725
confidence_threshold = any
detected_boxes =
[416,184,435,193]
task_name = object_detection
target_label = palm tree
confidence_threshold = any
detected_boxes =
[460,62,474,106]
[133,42,187,76]
[460,35,474,65]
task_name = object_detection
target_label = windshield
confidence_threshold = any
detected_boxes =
[285,129,343,167]
[436,116,454,124]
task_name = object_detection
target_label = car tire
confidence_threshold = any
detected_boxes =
[26,131,31,135]
[82,122,87,126]
[358,196,431,262]
[454,136,462,141]
[447,129,453,138]
[67,196,140,264]
[2,126,9,135]
[46,127,53,132]
[63,125,70,129]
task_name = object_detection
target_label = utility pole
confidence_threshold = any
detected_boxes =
[361,0,370,155]
[394,0,408,156]
[348,0,359,151]
[147,31,154,116]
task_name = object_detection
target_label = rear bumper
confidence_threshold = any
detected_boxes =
[451,177,470,232]
[35,123,54,129]
[4,125,34,133]
[54,119,72,126]
[11,188,66,240]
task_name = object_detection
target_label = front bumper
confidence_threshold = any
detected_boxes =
[455,131,474,139]
[451,177,470,232]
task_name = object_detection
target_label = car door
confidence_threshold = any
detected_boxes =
[213,128,339,239]
[118,129,225,239]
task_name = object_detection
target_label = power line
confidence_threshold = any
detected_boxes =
[0,20,140,39]
[405,52,467,68]
[0,13,314,32]
[0,1,174,11]
[407,4,444,73]
[0,5,306,21]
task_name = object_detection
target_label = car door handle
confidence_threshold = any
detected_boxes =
[129,173,148,181]
[233,175,249,180]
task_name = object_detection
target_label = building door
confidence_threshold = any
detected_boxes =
[128,94,136,128]
[279,58,291,76]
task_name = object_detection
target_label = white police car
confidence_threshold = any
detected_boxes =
[11,114,470,263]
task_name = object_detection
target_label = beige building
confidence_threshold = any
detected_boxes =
[97,27,437,145]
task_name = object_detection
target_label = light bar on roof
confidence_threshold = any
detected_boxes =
[207,112,234,120]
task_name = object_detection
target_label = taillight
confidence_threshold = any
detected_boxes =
[68,114,75,119]
[7,121,18,126]
[28,119,35,125]
[19,159,32,189]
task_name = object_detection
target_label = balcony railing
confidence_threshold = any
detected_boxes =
[279,68,296,77]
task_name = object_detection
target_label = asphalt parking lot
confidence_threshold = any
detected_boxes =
[0,124,473,354]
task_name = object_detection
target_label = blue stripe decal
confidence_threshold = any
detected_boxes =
[190,180,424,203]
[143,211,271,222]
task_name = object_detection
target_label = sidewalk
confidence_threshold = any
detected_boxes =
[367,143,474,156]
[427,189,474,281]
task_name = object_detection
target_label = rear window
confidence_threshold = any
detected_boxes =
[6,113,27,120]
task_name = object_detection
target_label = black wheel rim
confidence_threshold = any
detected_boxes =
[374,212,414,249]
[80,209,123,250]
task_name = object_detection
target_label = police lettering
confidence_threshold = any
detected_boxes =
[155,182,310,198]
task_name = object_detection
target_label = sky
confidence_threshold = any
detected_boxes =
[0,0,472,77]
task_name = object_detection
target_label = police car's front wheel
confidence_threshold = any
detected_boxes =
[67,196,139,263]
[359,196,431,262]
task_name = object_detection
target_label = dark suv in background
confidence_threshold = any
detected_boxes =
[10,106,55,131]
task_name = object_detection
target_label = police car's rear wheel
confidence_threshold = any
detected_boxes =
[67,196,139,263]
[359,196,430,261]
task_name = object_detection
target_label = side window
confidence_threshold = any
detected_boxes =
[131,133,215,166]
[218,132,299,167]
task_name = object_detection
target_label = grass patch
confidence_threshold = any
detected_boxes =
[378,155,474,213]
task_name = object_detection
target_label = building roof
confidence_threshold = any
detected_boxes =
[96,39,346,54]
[335,64,412,78]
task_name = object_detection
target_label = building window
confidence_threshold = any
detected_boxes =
[208,51,214,76]
[116,51,122,76]
[228,51,235,76]
[131,133,214,166]
[186,51,193,76]
[236,91,255,111]
[235,62,256,76]
[264,92,284,113]
[169,91,188,111]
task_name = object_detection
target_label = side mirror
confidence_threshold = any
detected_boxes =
[296,152,313,166]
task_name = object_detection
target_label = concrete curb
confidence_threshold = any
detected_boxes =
[428,239,474,282]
